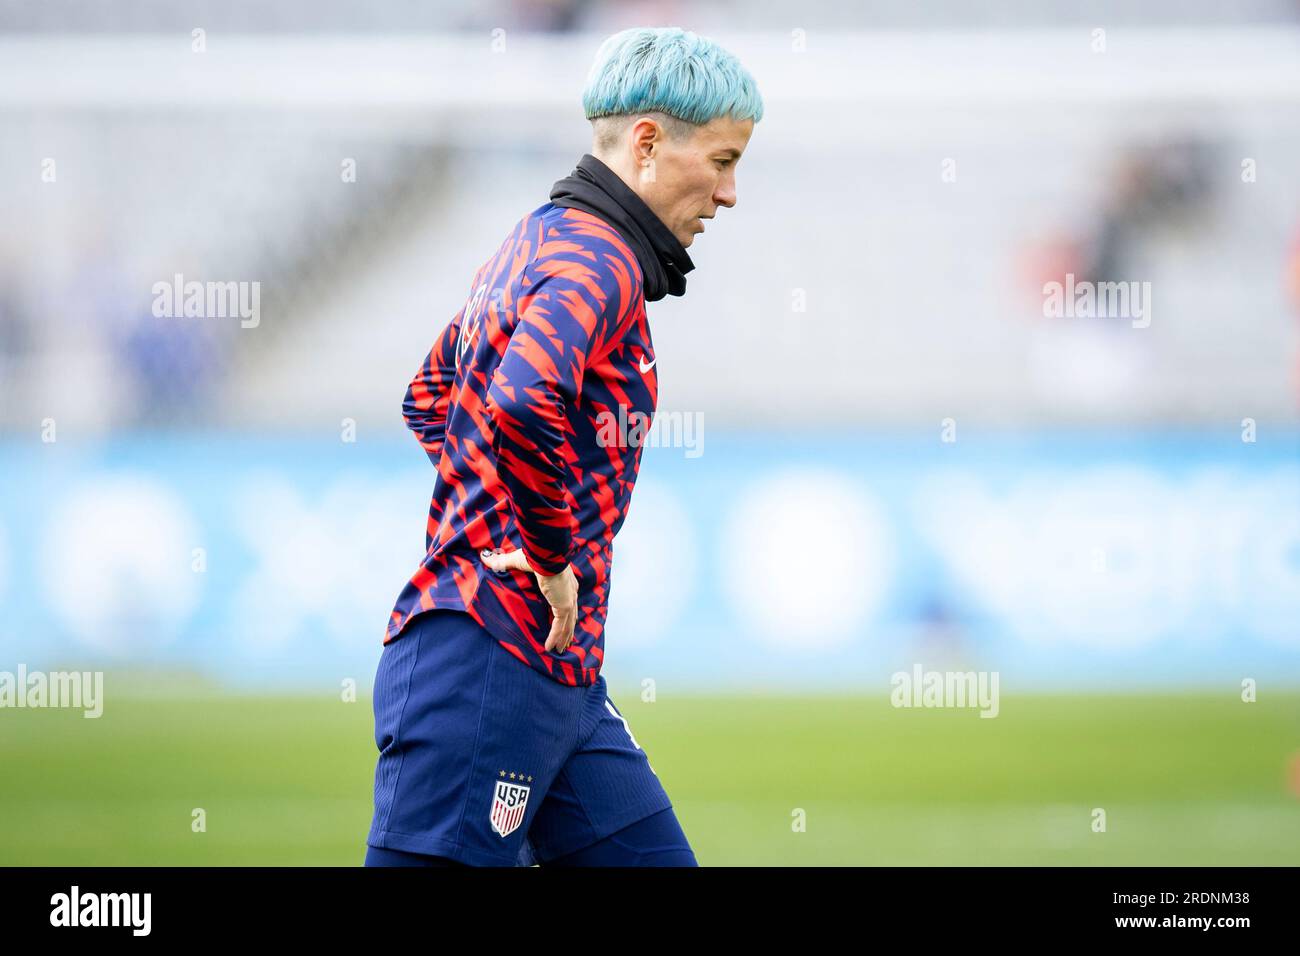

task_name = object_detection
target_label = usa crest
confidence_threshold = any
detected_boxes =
[490,779,531,838]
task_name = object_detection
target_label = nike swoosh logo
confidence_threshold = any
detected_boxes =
[639,354,656,373]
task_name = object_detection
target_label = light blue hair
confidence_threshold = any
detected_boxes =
[582,27,764,129]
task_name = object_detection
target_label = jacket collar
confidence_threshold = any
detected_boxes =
[549,153,695,301]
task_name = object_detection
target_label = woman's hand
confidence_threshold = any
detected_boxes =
[480,548,579,654]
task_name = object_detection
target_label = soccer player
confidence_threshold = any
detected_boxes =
[364,26,762,867]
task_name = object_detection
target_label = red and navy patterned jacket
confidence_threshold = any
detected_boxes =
[386,202,658,687]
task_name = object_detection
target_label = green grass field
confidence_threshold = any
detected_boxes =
[2,686,1297,865]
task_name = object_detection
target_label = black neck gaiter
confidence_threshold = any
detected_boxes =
[549,154,695,301]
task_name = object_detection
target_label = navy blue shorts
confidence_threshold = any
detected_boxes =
[366,609,679,866]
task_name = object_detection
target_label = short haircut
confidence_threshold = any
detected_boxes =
[582,27,764,130]
[589,112,698,152]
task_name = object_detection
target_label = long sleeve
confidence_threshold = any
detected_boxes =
[403,306,464,466]
[485,241,638,575]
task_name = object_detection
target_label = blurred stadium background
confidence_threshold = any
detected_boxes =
[1,0,1298,865]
